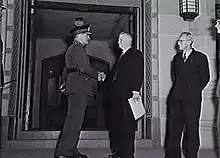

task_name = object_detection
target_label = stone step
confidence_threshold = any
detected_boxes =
[4,139,152,149]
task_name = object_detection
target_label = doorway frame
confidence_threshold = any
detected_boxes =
[7,0,153,147]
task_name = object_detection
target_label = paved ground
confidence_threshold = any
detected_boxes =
[0,148,218,158]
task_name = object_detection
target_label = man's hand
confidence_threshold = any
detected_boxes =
[132,91,141,102]
[59,83,66,93]
[98,71,106,81]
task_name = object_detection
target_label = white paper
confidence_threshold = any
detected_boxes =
[128,97,146,120]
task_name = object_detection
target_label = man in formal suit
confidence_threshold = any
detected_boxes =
[164,32,210,158]
[108,32,144,158]
[54,19,105,158]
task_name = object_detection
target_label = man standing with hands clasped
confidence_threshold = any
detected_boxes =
[54,18,106,158]
[108,32,144,158]
[164,32,210,158]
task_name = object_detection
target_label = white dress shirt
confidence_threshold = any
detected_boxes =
[121,46,131,57]
[183,49,192,62]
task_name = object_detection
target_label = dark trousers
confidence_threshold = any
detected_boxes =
[54,93,88,157]
[109,95,136,158]
[110,129,135,158]
[165,99,201,158]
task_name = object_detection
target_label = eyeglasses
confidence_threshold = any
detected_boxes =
[177,39,191,43]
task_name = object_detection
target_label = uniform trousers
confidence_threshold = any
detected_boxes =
[165,99,201,158]
[54,93,88,157]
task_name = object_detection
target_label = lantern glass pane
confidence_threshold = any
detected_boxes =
[188,5,196,8]
[188,8,195,12]
[188,2,195,5]
[180,0,198,12]
[179,0,199,21]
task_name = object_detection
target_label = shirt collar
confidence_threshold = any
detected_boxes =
[122,46,131,55]
[183,49,192,58]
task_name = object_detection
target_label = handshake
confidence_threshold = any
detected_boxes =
[98,71,106,81]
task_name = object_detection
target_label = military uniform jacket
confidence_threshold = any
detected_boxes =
[170,48,210,101]
[65,41,98,96]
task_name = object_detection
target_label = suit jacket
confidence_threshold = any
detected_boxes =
[65,41,98,96]
[112,47,144,100]
[109,47,144,131]
[170,48,210,101]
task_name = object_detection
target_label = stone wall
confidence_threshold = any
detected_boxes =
[1,0,14,148]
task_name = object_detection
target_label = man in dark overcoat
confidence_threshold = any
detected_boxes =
[54,20,105,158]
[108,32,144,158]
[165,32,210,158]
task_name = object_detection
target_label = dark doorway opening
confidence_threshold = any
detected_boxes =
[28,2,137,131]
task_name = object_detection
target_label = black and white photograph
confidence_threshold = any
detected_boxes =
[0,0,219,158]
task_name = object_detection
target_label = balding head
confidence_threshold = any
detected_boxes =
[118,32,133,50]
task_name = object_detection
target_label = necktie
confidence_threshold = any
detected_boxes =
[183,53,186,62]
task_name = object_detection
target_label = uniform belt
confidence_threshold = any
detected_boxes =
[66,67,80,73]
[66,67,97,80]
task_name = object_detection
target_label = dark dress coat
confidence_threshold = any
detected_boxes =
[169,48,210,101]
[110,47,144,132]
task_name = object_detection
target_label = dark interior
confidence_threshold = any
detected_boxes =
[28,2,136,131]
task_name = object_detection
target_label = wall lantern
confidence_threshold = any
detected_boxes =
[179,0,199,22]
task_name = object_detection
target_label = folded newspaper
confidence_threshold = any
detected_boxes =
[128,97,146,120]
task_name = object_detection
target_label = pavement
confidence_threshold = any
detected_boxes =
[0,148,218,158]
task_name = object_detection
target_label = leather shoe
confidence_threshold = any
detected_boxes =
[54,156,73,158]
[77,153,88,158]
[54,153,88,158]
[121,154,134,158]
[108,153,120,158]
[54,154,88,158]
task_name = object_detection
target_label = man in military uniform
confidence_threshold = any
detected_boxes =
[54,19,105,158]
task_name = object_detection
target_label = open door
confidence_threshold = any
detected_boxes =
[39,54,66,130]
